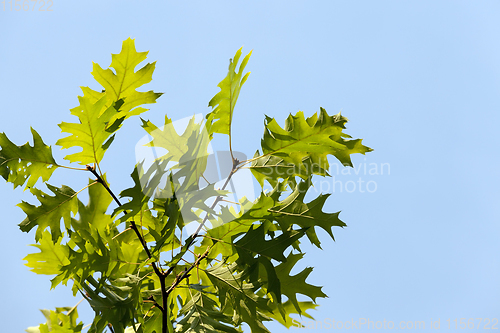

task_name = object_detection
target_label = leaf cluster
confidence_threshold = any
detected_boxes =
[0,39,372,333]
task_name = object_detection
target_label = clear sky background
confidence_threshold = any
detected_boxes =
[1,1,500,332]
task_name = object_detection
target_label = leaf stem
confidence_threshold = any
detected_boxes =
[85,164,169,330]
[165,247,210,298]
[161,158,239,296]
[146,296,164,312]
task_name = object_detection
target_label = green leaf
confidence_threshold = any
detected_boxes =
[57,38,161,165]
[206,48,252,135]
[141,115,210,181]
[204,262,273,332]
[72,178,114,237]
[258,108,372,175]
[141,116,193,163]
[205,262,261,307]
[83,277,141,333]
[264,300,317,329]
[59,178,138,286]
[275,253,327,315]
[27,307,83,333]
[91,38,162,126]
[140,115,228,223]
[0,128,58,189]
[56,95,117,165]
[142,308,163,333]
[24,230,70,276]
[234,224,306,262]
[239,179,346,248]
[256,256,282,311]
[60,232,114,288]
[250,151,327,188]
[113,162,168,222]
[202,203,255,260]
[149,197,182,255]
[270,178,346,248]
[18,184,78,242]
[175,292,241,333]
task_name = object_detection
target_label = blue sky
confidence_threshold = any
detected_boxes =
[1,1,500,332]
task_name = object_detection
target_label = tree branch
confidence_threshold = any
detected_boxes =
[165,247,210,298]
[85,165,164,298]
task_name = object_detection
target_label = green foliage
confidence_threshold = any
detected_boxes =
[1,39,372,333]
[0,128,58,189]
[24,230,70,276]
[18,184,78,242]
[250,109,372,187]
[57,38,161,165]
[206,47,252,136]
[56,96,118,165]
[25,307,83,333]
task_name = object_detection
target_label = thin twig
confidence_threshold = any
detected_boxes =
[85,165,165,296]
[165,248,210,298]
[146,296,164,312]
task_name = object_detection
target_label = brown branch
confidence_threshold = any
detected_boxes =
[85,165,164,299]
[179,158,239,254]
[146,296,164,312]
[85,156,239,333]
[165,247,210,298]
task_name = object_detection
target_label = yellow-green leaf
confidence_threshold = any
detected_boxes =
[18,184,78,242]
[56,95,116,165]
[0,128,58,189]
[24,230,70,276]
[206,47,252,135]
[260,107,372,171]
[91,38,162,125]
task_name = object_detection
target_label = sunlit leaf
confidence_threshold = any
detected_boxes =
[206,48,252,136]
[24,230,70,276]
[56,95,117,165]
[252,108,372,185]
[18,184,78,242]
[0,128,58,189]
[92,38,162,126]
[276,253,326,315]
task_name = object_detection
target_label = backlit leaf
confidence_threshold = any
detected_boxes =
[24,230,70,276]
[18,184,78,242]
[206,48,252,136]
[56,95,117,165]
[234,223,306,262]
[275,253,326,315]
[175,292,240,333]
[257,108,372,175]
[0,128,58,189]
[91,38,162,126]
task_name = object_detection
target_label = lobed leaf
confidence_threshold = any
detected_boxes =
[0,128,58,189]
[175,292,241,333]
[275,253,327,315]
[239,178,346,248]
[91,38,162,126]
[24,230,70,276]
[56,95,117,165]
[204,262,274,332]
[26,307,84,333]
[251,107,372,186]
[234,223,306,262]
[57,38,161,166]
[18,184,78,242]
[206,48,252,136]
[250,152,327,188]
